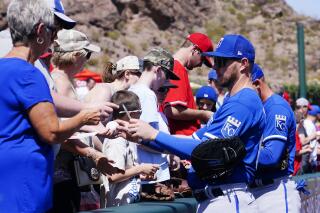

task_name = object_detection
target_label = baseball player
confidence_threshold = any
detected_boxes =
[250,64,301,212]
[123,34,265,212]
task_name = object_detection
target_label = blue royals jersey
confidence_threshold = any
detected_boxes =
[191,88,265,188]
[256,94,296,178]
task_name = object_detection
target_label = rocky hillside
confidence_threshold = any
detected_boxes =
[1,0,320,89]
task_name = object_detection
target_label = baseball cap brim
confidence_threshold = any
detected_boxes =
[203,56,213,68]
[84,44,101,53]
[162,81,178,89]
[202,51,239,59]
[163,68,180,80]
[54,12,76,29]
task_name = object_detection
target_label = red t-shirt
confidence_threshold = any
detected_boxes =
[293,132,302,176]
[162,60,200,136]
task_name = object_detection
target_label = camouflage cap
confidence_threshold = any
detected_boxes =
[143,48,180,80]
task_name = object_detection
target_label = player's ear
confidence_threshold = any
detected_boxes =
[239,58,250,74]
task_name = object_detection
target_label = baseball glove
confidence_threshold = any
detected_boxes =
[191,137,246,181]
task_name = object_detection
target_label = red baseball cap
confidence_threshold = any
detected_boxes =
[186,33,214,67]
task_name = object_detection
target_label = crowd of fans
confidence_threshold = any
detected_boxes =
[0,0,319,213]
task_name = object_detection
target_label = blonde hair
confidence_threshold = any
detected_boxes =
[52,49,87,68]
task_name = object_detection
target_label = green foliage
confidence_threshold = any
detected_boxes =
[236,13,246,24]
[91,30,100,42]
[205,21,226,43]
[100,55,110,68]
[284,83,320,104]
[106,31,120,40]
[122,38,136,52]
[141,42,148,51]
[227,6,236,14]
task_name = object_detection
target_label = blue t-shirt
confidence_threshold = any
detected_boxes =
[256,94,296,179]
[191,88,265,187]
[0,58,54,212]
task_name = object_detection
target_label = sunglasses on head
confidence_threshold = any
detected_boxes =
[214,57,241,68]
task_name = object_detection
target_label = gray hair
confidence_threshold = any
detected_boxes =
[7,0,55,45]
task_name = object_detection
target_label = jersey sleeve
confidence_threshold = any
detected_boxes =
[193,125,208,140]
[14,67,53,110]
[262,105,291,143]
[200,102,254,141]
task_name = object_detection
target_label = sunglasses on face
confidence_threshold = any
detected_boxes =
[86,51,92,60]
[118,109,142,117]
[46,25,59,40]
[296,105,308,109]
[214,57,241,68]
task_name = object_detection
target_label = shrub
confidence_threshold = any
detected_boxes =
[106,31,120,40]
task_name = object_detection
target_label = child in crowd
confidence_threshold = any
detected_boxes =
[195,86,217,112]
[102,90,159,207]
[195,86,217,127]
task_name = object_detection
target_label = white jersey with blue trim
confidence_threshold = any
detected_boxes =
[257,94,296,178]
[190,88,265,188]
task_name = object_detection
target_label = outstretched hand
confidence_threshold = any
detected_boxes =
[127,119,159,141]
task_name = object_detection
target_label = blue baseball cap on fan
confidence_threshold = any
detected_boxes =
[46,0,76,29]
[202,34,255,62]
[251,64,264,81]
[208,69,218,81]
[196,86,217,103]
[308,105,320,116]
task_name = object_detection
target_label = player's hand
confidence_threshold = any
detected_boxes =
[127,119,159,141]
[79,108,101,125]
[139,163,159,175]
[169,155,181,171]
[115,120,141,142]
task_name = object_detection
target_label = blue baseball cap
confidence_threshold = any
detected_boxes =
[46,0,76,29]
[208,69,218,81]
[308,105,320,116]
[251,64,264,81]
[196,86,217,103]
[202,34,255,62]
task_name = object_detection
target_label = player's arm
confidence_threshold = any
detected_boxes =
[258,139,286,166]
[164,104,212,122]
[125,119,201,160]
[258,106,291,167]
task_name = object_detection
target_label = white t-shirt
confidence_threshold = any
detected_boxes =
[103,137,140,206]
[129,84,169,182]
[303,119,318,162]
[0,29,12,57]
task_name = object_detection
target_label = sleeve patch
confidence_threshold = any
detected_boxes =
[221,116,242,137]
[275,114,287,132]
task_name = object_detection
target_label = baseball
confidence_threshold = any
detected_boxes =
[106,121,119,131]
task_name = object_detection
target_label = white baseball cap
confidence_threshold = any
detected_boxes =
[116,56,142,72]
[54,29,101,53]
[296,97,309,107]
[46,0,76,29]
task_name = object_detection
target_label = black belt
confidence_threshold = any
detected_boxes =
[248,178,274,188]
[193,187,224,202]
